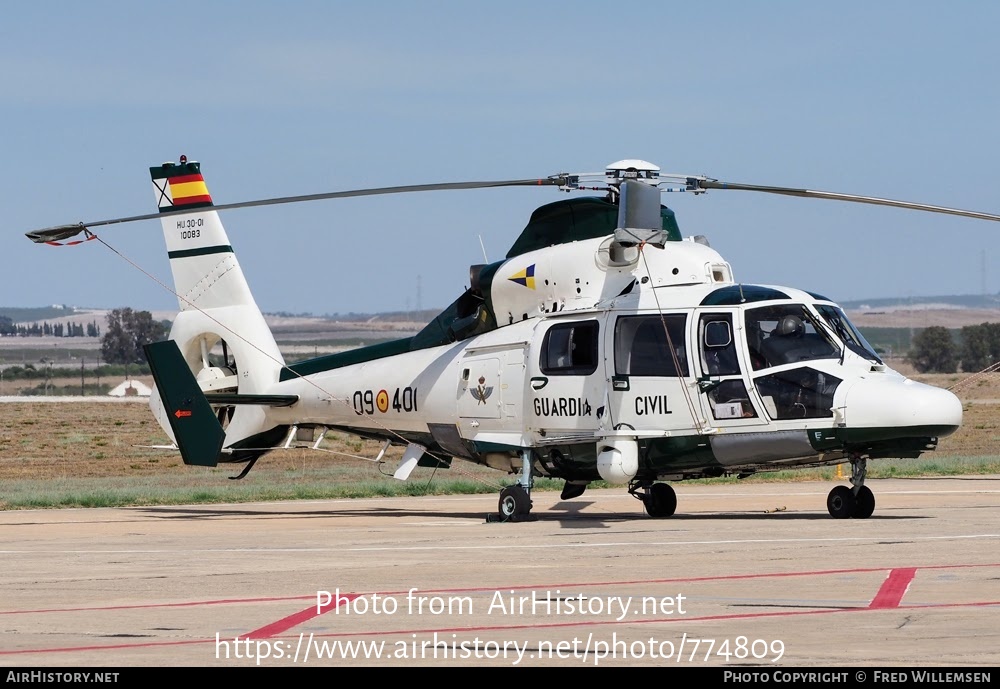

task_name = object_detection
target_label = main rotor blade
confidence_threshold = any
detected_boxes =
[25,176,573,243]
[689,179,1000,223]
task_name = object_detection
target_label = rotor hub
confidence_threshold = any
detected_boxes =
[605,159,661,186]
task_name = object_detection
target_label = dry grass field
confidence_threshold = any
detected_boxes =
[0,398,422,479]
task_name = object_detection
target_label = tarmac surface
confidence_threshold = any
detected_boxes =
[1,477,998,668]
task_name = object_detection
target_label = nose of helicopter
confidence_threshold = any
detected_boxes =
[843,376,963,436]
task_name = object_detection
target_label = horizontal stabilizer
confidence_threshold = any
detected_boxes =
[144,340,225,467]
[206,393,298,407]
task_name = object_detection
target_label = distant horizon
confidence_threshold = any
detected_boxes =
[4,289,1000,323]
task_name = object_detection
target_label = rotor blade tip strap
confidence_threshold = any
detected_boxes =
[41,228,97,247]
[45,234,97,247]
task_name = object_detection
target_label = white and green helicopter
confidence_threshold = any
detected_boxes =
[26,158,1000,521]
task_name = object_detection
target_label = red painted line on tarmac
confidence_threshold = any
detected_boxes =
[246,593,357,639]
[3,599,998,657]
[0,594,314,616]
[869,568,917,609]
[0,639,206,655]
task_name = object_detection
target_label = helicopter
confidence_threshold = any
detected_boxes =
[24,157,1000,522]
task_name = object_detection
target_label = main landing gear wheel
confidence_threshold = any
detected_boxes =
[826,485,856,519]
[852,485,875,519]
[643,482,677,519]
[498,485,532,521]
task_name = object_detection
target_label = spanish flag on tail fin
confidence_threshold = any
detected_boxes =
[151,159,214,211]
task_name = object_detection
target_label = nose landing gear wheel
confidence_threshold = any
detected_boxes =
[643,482,677,518]
[498,485,532,521]
[827,485,856,519]
[851,485,875,519]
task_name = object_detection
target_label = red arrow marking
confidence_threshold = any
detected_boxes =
[174,409,192,418]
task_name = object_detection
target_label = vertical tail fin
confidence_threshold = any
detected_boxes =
[148,158,286,458]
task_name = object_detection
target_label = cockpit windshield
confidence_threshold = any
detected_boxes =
[745,304,840,370]
[815,304,882,364]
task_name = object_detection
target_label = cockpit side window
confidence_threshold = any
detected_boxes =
[697,313,755,419]
[614,314,688,377]
[745,304,839,369]
[540,320,599,375]
[700,313,740,376]
[756,368,841,419]
[707,379,757,419]
[815,305,882,363]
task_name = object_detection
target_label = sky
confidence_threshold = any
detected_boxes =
[2,1,1000,317]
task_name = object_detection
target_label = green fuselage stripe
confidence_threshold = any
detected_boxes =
[279,337,415,381]
[168,245,234,259]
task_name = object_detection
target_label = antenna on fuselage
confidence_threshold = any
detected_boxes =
[478,235,489,263]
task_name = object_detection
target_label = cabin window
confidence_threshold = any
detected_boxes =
[540,320,600,375]
[614,314,688,377]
